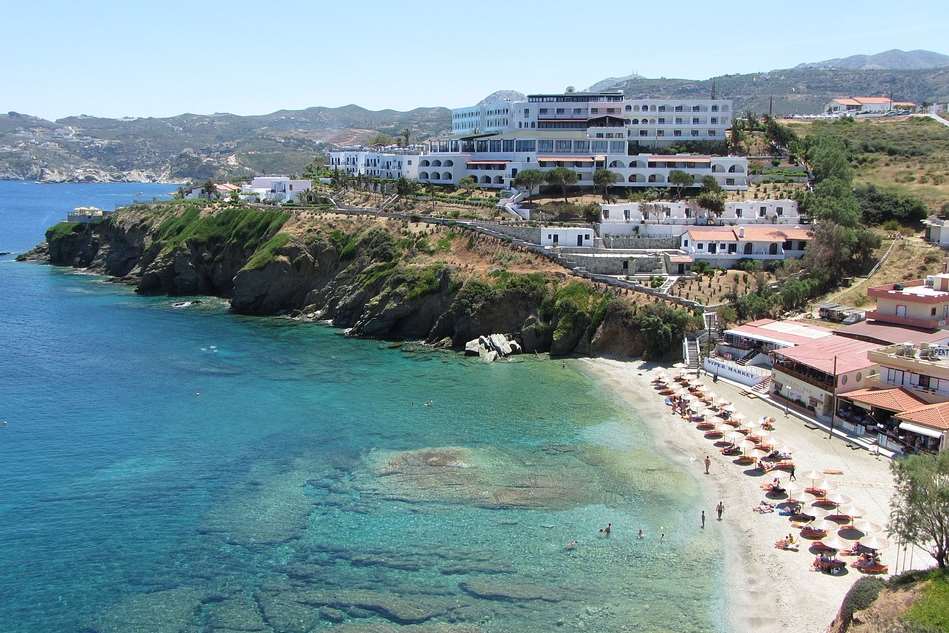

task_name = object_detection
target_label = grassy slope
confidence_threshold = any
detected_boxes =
[786,117,949,212]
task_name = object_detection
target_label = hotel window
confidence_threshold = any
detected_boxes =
[538,140,554,152]
[777,207,783,216]
[693,105,701,112]
[609,141,626,153]
[708,130,716,136]
[592,141,608,152]
[625,105,632,111]
[697,243,704,250]
[675,105,683,112]
[489,140,502,152]
[573,140,590,153]
[476,141,488,152]
[711,117,718,124]
[555,140,572,152]
[674,130,682,137]
[920,375,932,390]
[640,130,648,137]
[675,118,683,124]
[539,108,548,114]
[691,130,700,137]
[692,117,700,124]
[556,108,565,114]
[657,130,665,137]
[515,140,536,152]
[759,207,767,217]
[658,117,666,124]
[683,239,689,247]
[502,140,515,151]
[711,105,719,112]
[573,108,582,114]
[735,209,742,217]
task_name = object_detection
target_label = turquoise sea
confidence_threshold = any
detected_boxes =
[0,182,725,633]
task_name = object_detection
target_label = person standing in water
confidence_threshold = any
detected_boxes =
[716,501,725,521]
[701,510,706,529]
[704,455,711,475]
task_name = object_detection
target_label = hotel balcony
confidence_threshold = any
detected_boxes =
[865,310,945,330]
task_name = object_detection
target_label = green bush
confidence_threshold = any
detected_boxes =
[840,576,885,627]
[46,221,83,241]
[903,572,949,632]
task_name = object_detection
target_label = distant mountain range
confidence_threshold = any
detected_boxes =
[0,105,450,183]
[586,50,949,116]
[3,49,948,183]
[795,49,949,71]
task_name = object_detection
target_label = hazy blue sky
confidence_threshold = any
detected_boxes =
[3,0,947,120]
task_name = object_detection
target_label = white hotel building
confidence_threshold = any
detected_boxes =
[327,148,421,180]
[329,91,747,192]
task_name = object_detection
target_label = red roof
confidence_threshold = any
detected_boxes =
[896,402,949,431]
[840,387,928,412]
[685,226,813,242]
[837,321,949,345]
[773,337,882,375]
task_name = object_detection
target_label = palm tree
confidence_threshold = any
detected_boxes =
[544,167,578,204]
[593,168,619,201]
[512,169,545,205]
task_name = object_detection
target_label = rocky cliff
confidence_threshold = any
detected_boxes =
[18,201,700,359]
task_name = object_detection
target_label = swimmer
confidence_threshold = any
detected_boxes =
[637,528,644,539]
[564,540,577,551]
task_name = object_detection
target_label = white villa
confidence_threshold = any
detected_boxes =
[67,207,114,223]
[598,199,800,237]
[241,176,311,204]
[678,225,812,266]
[329,91,748,193]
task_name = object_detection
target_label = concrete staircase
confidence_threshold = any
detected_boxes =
[736,348,759,366]
[685,338,701,370]
[752,376,773,393]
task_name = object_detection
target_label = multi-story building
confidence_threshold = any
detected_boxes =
[327,148,421,181]
[330,92,746,192]
[241,176,311,204]
[451,93,519,136]
[922,217,949,248]
[835,342,949,454]
[865,274,949,331]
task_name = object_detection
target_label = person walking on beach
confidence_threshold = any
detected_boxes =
[701,510,706,529]
[716,501,724,521]
[704,455,711,475]
[789,465,797,481]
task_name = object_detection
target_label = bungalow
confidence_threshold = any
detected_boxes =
[679,225,812,265]
[540,227,594,248]
[825,96,916,115]
[923,217,949,248]
[66,206,114,223]
[241,176,312,204]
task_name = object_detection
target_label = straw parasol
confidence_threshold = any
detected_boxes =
[811,519,837,534]
[803,470,823,485]
[859,534,887,551]
[740,440,758,454]
[731,413,746,424]
[836,504,862,519]
[825,492,852,508]
[822,535,849,552]
[850,519,882,535]
[725,432,743,445]
[723,403,738,414]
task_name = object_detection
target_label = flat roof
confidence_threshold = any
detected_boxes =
[685,226,813,242]
[773,336,882,375]
[725,319,833,348]
[836,321,949,345]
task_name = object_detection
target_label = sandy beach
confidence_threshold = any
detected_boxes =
[582,358,931,633]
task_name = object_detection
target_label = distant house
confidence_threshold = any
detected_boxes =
[241,176,311,203]
[923,217,949,248]
[825,96,916,115]
[541,227,594,248]
[67,207,113,223]
[865,274,949,331]
[678,225,812,265]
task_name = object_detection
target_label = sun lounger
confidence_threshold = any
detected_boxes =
[774,539,799,551]
[852,561,888,574]
[813,557,846,574]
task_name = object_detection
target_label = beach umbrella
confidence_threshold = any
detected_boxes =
[825,492,852,508]
[836,504,861,519]
[850,519,882,535]
[723,403,737,413]
[812,519,837,533]
[715,397,730,407]
[740,440,757,453]
[803,470,824,485]
[859,534,887,551]
[726,432,743,445]
[785,483,803,501]
[731,413,746,423]
[822,535,849,552]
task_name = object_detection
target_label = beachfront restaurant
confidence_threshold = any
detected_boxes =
[835,387,949,454]
[718,319,833,368]
[770,337,881,420]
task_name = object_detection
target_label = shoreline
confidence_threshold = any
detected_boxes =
[580,357,917,633]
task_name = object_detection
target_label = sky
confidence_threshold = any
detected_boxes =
[2,0,947,120]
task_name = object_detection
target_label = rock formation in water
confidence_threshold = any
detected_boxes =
[18,201,700,358]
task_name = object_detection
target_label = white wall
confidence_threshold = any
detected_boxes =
[704,357,770,386]
[540,227,595,247]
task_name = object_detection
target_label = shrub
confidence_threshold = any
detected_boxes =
[243,233,291,270]
[839,577,885,628]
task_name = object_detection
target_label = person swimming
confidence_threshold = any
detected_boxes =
[564,540,577,551]
[637,528,644,539]
[598,522,612,536]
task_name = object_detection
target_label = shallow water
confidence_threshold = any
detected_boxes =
[0,183,725,632]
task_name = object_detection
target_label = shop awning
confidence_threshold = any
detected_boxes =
[899,421,945,439]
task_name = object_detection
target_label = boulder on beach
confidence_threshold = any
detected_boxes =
[465,333,520,362]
